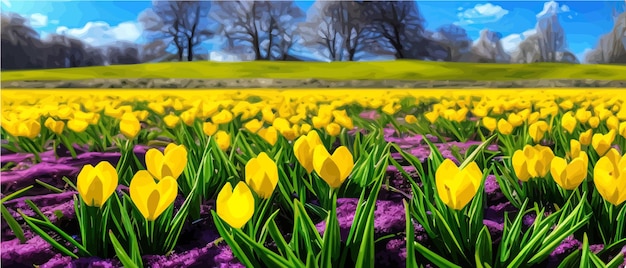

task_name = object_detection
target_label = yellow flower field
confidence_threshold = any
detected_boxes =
[1,88,626,267]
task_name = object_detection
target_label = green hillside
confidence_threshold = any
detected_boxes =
[2,60,625,81]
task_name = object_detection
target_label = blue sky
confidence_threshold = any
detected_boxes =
[1,0,624,62]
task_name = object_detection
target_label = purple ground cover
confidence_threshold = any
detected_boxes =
[2,126,624,267]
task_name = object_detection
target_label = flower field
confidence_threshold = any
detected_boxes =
[1,88,626,268]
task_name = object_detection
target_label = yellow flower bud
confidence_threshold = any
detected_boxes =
[245,152,279,199]
[216,181,255,229]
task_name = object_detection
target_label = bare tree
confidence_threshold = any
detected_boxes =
[211,0,304,60]
[44,34,89,68]
[511,5,578,63]
[585,11,626,63]
[431,24,472,61]
[298,0,369,61]
[140,1,214,61]
[1,13,45,69]
[140,39,169,62]
[467,29,511,63]
[360,1,425,59]
[106,42,141,65]
[536,15,565,62]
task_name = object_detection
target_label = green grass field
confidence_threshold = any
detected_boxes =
[2,60,625,81]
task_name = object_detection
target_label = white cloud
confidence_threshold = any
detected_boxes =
[537,1,572,18]
[56,21,142,46]
[500,1,575,55]
[501,34,523,53]
[29,13,48,28]
[456,3,509,25]
[1,0,11,8]
[500,29,537,53]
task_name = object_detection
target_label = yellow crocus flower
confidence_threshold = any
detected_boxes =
[216,181,255,229]
[579,129,593,145]
[405,115,418,124]
[497,119,513,135]
[606,116,619,130]
[588,116,600,129]
[550,152,588,190]
[294,130,323,173]
[435,159,483,210]
[619,121,626,139]
[560,112,577,134]
[528,121,549,143]
[312,145,354,189]
[77,161,118,207]
[258,127,278,146]
[119,112,141,139]
[512,149,531,182]
[44,117,65,135]
[245,152,278,199]
[129,170,178,221]
[591,130,616,156]
[145,143,188,180]
[67,119,89,133]
[325,122,341,137]
[482,117,497,132]
[163,114,180,128]
[215,130,231,151]
[203,122,218,136]
[243,119,263,133]
[211,110,233,125]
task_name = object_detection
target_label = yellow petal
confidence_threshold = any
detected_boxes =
[512,150,530,181]
[149,176,178,221]
[564,157,587,190]
[312,145,331,174]
[435,159,460,206]
[162,145,187,179]
[317,157,342,188]
[594,157,620,205]
[129,170,157,220]
[145,148,164,179]
[76,164,96,204]
[330,146,354,182]
[293,137,314,173]
[550,157,568,189]
[94,161,118,204]
[85,176,104,207]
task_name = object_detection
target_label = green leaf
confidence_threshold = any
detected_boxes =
[459,134,496,170]
[210,211,258,268]
[1,204,26,243]
[414,241,462,268]
[35,179,64,193]
[557,250,581,268]
[1,185,33,203]
[232,227,297,268]
[475,225,493,266]
[19,212,82,258]
[108,230,139,268]
[320,192,340,267]
[580,233,591,268]
[404,200,417,268]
